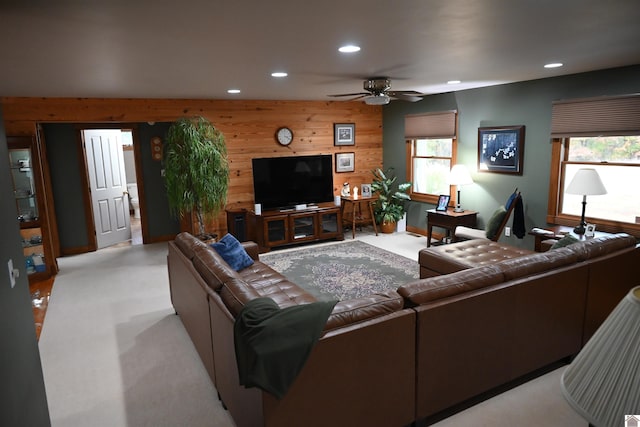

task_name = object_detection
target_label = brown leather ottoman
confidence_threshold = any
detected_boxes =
[419,239,535,278]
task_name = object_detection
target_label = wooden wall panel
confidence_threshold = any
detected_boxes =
[1,97,383,238]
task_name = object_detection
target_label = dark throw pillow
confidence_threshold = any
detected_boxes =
[550,234,579,250]
[210,233,254,271]
[485,206,507,239]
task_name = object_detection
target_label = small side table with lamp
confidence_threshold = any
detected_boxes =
[564,168,607,235]
[448,164,474,213]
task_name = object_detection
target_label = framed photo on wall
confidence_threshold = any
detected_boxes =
[478,125,525,175]
[334,123,355,146]
[335,152,355,173]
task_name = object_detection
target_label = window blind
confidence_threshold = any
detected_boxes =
[551,94,640,137]
[405,110,457,139]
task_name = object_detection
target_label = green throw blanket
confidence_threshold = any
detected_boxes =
[234,297,337,399]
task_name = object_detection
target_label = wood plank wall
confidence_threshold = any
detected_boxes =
[1,97,383,238]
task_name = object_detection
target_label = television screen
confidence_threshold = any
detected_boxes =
[252,155,334,210]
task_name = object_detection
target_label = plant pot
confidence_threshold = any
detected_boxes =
[380,221,396,234]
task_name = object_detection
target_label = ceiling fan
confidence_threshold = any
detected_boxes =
[328,77,423,105]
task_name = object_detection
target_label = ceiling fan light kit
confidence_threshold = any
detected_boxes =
[365,94,391,105]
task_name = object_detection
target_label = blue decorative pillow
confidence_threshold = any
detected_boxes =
[210,233,254,271]
[505,192,518,210]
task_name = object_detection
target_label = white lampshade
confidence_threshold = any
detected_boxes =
[565,168,607,196]
[561,286,640,427]
[448,164,474,186]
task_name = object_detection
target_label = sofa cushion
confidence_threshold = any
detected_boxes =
[495,247,579,281]
[239,262,317,308]
[419,239,535,275]
[398,265,505,306]
[193,244,241,291]
[175,231,208,260]
[324,291,405,331]
[220,277,262,318]
[566,233,636,261]
[211,233,254,271]
[485,206,507,239]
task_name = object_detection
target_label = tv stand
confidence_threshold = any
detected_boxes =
[248,202,343,252]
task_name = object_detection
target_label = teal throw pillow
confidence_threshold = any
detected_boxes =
[550,234,579,249]
[485,206,507,239]
[211,233,254,271]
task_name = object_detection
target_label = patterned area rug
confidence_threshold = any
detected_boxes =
[260,241,419,301]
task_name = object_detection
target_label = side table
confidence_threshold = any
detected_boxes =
[528,225,613,252]
[341,196,378,239]
[426,208,478,247]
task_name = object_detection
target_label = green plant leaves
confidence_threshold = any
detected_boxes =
[164,116,230,235]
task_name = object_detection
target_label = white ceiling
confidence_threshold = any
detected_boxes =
[1,0,639,102]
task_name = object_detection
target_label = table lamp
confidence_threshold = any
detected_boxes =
[448,164,474,212]
[561,286,640,427]
[565,168,607,234]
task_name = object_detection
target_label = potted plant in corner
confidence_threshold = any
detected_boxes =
[371,167,411,233]
[164,116,230,241]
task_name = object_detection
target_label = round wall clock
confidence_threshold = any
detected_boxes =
[275,127,293,146]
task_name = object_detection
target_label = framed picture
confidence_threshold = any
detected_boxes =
[361,183,372,198]
[335,152,355,173]
[585,223,596,237]
[478,125,525,175]
[334,123,355,146]
[436,194,450,211]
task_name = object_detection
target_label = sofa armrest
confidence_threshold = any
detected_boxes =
[241,241,260,261]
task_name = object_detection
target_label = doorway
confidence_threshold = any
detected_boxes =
[121,129,142,245]
[81,127,144,249]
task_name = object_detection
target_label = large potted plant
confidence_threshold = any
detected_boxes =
[164,116,230,240]
[371,168,411,233]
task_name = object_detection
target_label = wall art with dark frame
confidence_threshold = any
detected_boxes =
[334,123,355,146]
[477,125,525,175]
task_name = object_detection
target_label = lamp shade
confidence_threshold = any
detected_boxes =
[448,164,474,186]
[561,286,640,427]
[565,168,607,196]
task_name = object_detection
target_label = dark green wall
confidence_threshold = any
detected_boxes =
[43,124,89,249]
[42,122,179,251]
[383,65,640,248]
[0,111,51,426]
[136,122,180,238]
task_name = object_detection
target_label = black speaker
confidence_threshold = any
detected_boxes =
[226,209,247,241]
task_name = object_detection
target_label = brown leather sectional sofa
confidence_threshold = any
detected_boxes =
[167,231,639,427]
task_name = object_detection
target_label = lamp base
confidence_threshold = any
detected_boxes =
[454,207,464,213]
[574,225,586,235]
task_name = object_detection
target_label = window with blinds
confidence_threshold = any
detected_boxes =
[548,94,640,231]
[405,111,458,203]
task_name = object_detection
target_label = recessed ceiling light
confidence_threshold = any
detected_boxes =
[339,45,361,53]
[271,72,288,78]
[447,80,461,85]
[544,62,563,69]
[227,89,241,94]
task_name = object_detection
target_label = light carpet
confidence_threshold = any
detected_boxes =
[37,231,585,427]
[38,242,235,427]
[260,240,419,301]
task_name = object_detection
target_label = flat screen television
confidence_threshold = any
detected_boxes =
[252,154,334,210]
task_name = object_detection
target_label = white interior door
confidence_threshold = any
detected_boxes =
[83,129,131,249]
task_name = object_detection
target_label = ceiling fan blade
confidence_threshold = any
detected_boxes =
[388,92,423,102]
[388,90,424,95]
[328,92,369,97]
